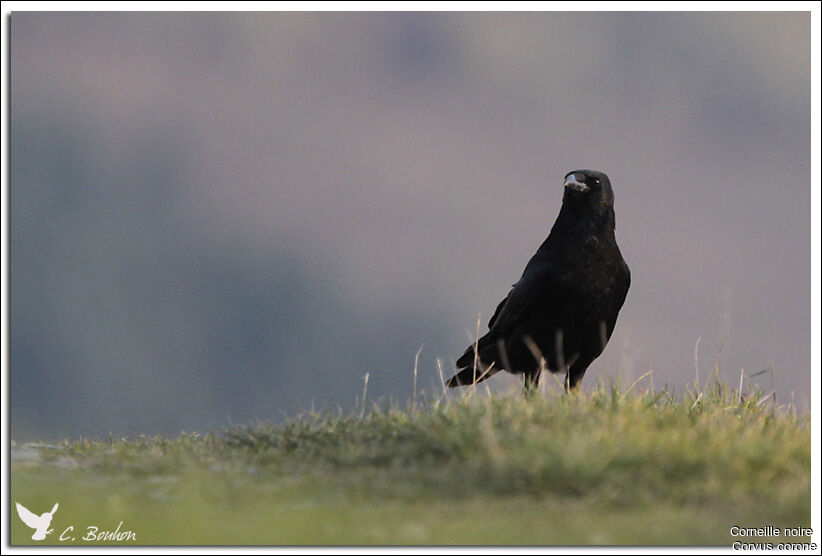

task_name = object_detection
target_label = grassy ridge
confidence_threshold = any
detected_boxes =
[11,381,811,545]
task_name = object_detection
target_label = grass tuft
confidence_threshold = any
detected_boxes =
[11,379,810,546]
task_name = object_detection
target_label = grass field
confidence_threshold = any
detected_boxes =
[11,378,811,546]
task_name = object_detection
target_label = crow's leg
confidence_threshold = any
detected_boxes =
[565,358,592,392]
[523,369,541,396]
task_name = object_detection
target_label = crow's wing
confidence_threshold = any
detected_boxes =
[487,283,517,329]
[15,503,40,528]
[486,260,559,336]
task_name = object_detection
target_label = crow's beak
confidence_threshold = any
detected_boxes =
[564,174,589,193]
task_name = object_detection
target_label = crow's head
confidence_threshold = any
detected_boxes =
[563,169,614,209]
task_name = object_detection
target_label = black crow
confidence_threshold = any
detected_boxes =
[448,170,630,391]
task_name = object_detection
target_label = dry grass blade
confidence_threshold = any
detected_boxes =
[360,373,370,419]
[622,369,654,398]
[737,368,744,405]
[436,358,447,398]
[412,344,424,414]
[756,391,776,407]
[472,315,482,386]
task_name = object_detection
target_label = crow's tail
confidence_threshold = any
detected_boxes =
[446,365,500,388]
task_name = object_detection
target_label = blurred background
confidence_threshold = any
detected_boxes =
[10,12,810,441]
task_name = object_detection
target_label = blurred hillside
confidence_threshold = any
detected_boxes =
[10,12,811,440]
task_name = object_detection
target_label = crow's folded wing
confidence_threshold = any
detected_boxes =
[486,260,559,336]
[487,284,516,330]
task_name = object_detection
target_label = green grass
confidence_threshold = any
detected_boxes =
[11,379,811,546]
